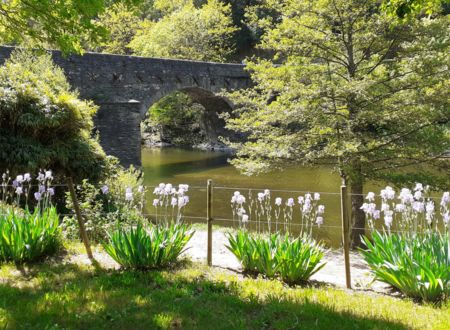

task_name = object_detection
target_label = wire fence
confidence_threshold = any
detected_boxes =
[1,178,448,289]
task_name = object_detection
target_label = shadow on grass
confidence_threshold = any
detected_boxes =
[0,261,412,330]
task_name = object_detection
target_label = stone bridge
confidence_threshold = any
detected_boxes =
[0,46,251,166]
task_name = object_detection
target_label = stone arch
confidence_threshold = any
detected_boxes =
[140,86,235,147]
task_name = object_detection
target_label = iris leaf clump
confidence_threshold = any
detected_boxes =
[226,230,326,283]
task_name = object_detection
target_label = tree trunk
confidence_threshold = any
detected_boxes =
[350,181,365,248]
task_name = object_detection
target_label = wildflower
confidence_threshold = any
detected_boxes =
[38,185,45,193]
[24,173,31,182]
[45,170,53,180]
[425,201,434,214]
[242,214,249,223]
[286,198,294,207]
[34,192,42,201]
[236,195,245,204]
[384,210,394,228]
[37,172,45,181]
[395,203,406,213]
[153,199,159,206]
[305,193,312,200]
[414,183,423,191]
[164,184,173,194]
[381,203,390,212]
[365,192,375,202]
[15,186,23,195]
[137,185,144,193]
[171,197,177,206]
[178,196,187,208]
[171,188,177,194]
[441,192,449,206]
[153,187,161,194]
[231,191,241,203]
[47,188,55,196]
[257,192,265,202]
[373,210,381,220]
[12,180,18,188]
[360,203,369,213]
[316,216,324,226]
[159,183,166,189]
[414,190,422,200]
[443,212,449,225]
[125,187,133,201]
[399,188,414,204]
[179,184,189,191]
[264,189,270,196]
[381,186,395,200]
[317,204,325,214]
[16,175,24,183]
[314,192,320,201]
[183,196,189,204]
[302,202,312,214]
[412,201,424,213]
[237,207,246,216]
[297,196,304,204]
[101,185,109,194]
[275,197,282,206]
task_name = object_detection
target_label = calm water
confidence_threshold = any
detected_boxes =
[142,147,373,247]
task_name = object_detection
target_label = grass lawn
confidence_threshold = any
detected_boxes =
[0,243,449,330]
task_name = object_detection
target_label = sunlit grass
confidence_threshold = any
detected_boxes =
[0,243,448,329]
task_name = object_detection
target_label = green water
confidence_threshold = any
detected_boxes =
[142,147,350,246]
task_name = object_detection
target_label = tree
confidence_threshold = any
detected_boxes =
[93,3,141,54]
[381,0,448,18]
[0,0,140,54]
[129,0,238,62]
[0,50,107,181]
[224,0,450,246]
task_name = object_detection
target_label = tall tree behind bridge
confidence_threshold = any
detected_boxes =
[225,0,450,247]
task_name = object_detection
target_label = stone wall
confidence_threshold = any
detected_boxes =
[0,46,251,166]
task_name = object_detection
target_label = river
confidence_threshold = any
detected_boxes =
[142,147,376,247]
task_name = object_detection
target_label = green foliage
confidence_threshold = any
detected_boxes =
[62,159,145,242]
[0,206,60,263]
[360,231,450,302]
[226,230,326,283]
[130,0,238,61]
[93,3,141,54]
[225,0,449,188]
[0,0,141,54]
[382,0,447,18]
[0,49,107,182]
[103,222,194,269]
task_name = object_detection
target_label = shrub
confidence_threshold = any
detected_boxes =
[62,160,146,242]
[0,49,106,182]
[0,207,60,263]
[360,231,450,302]
[226,230,326,283]
[103,223,194,270]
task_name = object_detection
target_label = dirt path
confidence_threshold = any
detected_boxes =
[184,230,392,294]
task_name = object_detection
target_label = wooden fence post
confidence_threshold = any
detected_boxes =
[341,185,352,289]
[68,177,93,259]
[207,179,213,266]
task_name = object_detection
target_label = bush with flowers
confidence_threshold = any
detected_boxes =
[226,189,327,283]
[61,162,146,242]
[102,182,194,269]
[359,184,449,302]
[0,170,61,263]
